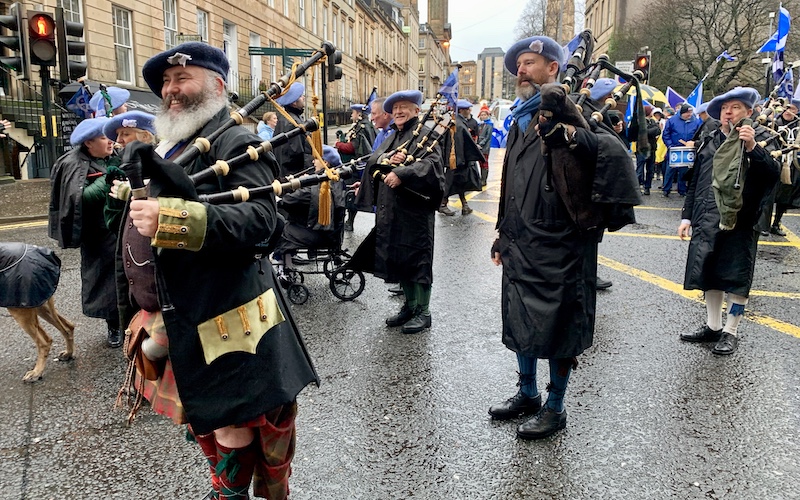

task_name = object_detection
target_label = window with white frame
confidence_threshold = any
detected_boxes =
[56,0,85,66]
[348,24,352,56]
[269,40,277,83]
[340,17,345,54]
[299,0,305,28]
[284,0,289,16]
[332,12,337,48]
[112,6,134,83]
[268,0,274,7]
[323,7,328,41]
[312,0,318,35]
[163,0,177,49]
[223,21,238,82]
[197,9,209,43]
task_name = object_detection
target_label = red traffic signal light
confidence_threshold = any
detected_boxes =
[28,11,56,66]
[634,54,651,82]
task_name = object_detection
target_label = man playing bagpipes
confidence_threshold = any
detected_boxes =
[678,87,781,355]
[335,103,376,231]
[112,42,318,499]
[488,35,641,440]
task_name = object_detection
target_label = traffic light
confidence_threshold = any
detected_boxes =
[634,53,651,83]
[55,7,86,82]
[0,2,30,80]
[327,50,343,82]
[27,11,56,66]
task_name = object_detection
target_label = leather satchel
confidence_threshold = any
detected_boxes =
[124,310,165,381]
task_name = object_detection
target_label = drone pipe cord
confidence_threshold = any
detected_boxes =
[172,40,336,168]
[560,30,595,93]
[573,54,609,113]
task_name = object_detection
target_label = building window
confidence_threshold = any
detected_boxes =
[332,13,338,49]
[269,40,277,83]
[284,0,289,16]
[419,37,425,49]
[323,7,328,41]
[299,0,305,28]
[223,21,238,82]
[348,24,352,56]
[197,9,209,43]
[418,79,424,92]
[163,0,178,49]
[312,0,318,35]
[112,6,134,84]
[267,0,274,6]
[340,17,345,55]
[57,0,85,69]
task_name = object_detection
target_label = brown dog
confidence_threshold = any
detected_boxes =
[0,242,76,382]
[7,297,75,382]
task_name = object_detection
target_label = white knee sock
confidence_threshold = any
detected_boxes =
[705,290,724,331]
[724,293,748,335]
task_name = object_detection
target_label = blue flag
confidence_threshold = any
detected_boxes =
[66,86,93,119]
[758,6,791,52]
[561,33,582,71]
[665,86,686,109]
[686,81,704,108]
[774,50,786,90]
[438,68,459,108]
[624,94,635,125]
[778,66,794,98]
[715,50,736,62]
[364,87,377,112]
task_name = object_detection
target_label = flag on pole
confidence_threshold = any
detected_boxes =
[438,68,459,108]
[778,66,795,98]
[561,33,582,70]
[66,86,93,119]
[364,87,377,112]
[774,49,786,92]
[686,81,704,108]
[624,94,635,125]
[715,50,736,62]
[758,6,791,52]
[665,86,686,109]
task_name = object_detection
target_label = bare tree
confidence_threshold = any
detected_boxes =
[609,0,800,96]
[514,0,549,39]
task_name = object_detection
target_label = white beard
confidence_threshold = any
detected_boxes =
[154,88,229,143]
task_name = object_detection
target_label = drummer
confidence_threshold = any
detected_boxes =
[662,103,701,197]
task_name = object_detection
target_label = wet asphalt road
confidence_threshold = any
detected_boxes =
[1,149,800,499]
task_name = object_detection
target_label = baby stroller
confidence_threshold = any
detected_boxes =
[272,175,366,305]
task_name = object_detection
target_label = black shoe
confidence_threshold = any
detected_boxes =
[516,407,567,440]
[200,490,218,500]
[437,205,456,216]
[662,191,670,198]
[488,391,542,420]
[679,325,723,343]
[401,311,431,334]
[344,221,354,232]
[643,188,650,195]
[596,278,613,290]
[770,225,786,236]
[387,285,404,295]
[461,204,473,215]
[712,332,738,355]
[292,255,311,265]
[107,328,122,348]
[386,305,415,327]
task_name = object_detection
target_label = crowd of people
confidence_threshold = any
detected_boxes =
[32,31,798,498]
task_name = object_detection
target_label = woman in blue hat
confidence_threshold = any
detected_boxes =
[48,117,123,347]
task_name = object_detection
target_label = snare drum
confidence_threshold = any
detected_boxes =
[669,146,695,168]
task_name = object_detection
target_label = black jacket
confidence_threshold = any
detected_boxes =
[273,106,313,177]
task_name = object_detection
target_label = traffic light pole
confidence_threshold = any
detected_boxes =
[321,61,328,145]
[40,65,55,168]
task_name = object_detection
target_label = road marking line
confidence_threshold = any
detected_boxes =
[606,231,800,247]
[0,220,48,231]
[598,255,800,339]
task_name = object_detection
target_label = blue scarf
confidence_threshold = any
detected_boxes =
[511,93,542,134]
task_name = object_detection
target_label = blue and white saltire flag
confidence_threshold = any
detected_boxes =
[793,75,800,100]
[715,50,736,62]
[66,85,93,119]
[624,94,635,125]
[364,87,378,111]
[438,68,459,108]
[778,66,795,98]
[665,86,686,109]
[561,33,582,70]
[686,81,704,108]
[758,6,791,53]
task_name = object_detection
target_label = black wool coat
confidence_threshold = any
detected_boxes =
[682,126,781,296]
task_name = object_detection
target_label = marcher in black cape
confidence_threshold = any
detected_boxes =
[272,82,313,178]
[48,117,122,347]
[335,105,377,231]
[439,103,485,216]
[118,42,318,499]
[488,35,640,441]
[359,90,445,334]
[679,87,781,356]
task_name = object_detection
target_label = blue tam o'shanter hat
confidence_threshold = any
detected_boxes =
[504,35,565,76]
[275,82,305,106]
[102,111,156,141]
[322,144,342,167]
[706,87,761,120]
[383,90,423,113]
[89,87,130,117]
[142,42,230,97]
[70,117,109,146]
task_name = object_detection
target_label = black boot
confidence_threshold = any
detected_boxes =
[386,304,415,327]
[770,225,786,236]
[488,391,542,420]
[401,308,431,334]
[516,407,567,440]
[107,327,122,348]
[680,325,723,343]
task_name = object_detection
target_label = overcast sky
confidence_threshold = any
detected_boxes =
[417,0,527,63]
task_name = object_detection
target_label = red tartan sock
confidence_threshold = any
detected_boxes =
[191,428,221,496]
[216,440,258,500]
